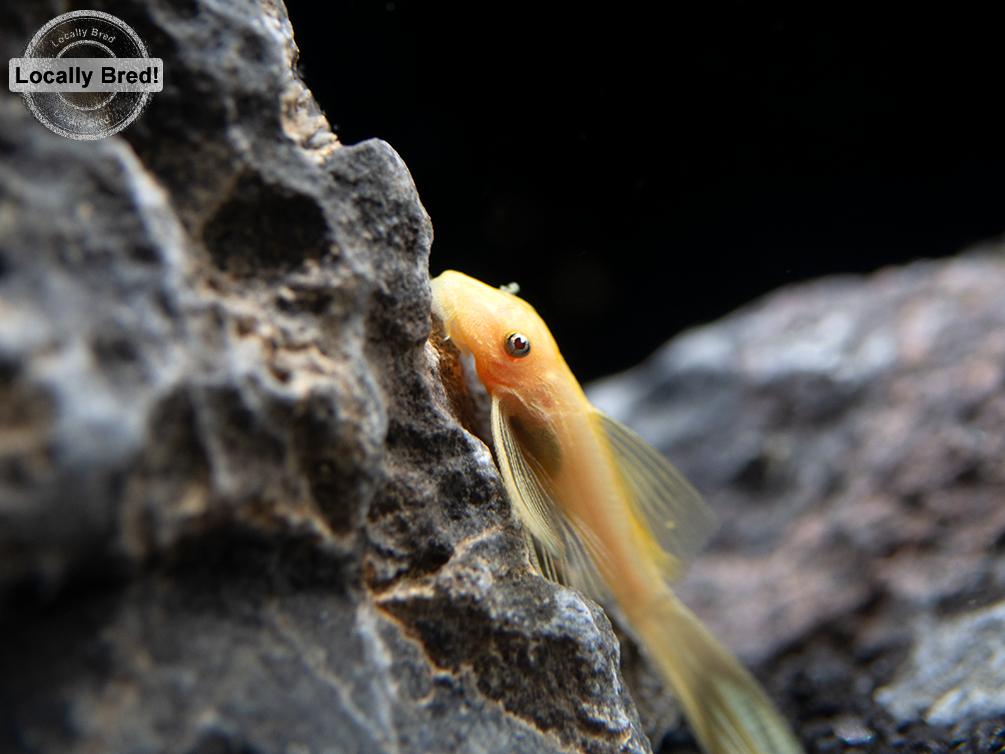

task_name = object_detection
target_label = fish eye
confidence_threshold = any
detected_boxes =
[505,332,531,358]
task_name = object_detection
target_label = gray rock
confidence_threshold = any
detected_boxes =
[5,0,1005,751]
[588,248,1005,748]
[876,599,1005,726]
[0,1,647,752]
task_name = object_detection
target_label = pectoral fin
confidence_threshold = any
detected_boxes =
[491,395,612,602]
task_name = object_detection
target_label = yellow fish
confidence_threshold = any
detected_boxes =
[431,270,803,754]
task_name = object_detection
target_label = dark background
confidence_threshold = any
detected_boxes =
[285,2,1004,383]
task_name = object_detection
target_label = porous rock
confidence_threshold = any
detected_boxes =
[589,246,1005,752]
[0,1,648,753]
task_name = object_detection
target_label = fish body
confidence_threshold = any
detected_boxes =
[431,270,803,754]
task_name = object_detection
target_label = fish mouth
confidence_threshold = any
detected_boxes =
[445,325,472,358]
[431,307,471,358]
[429,287,472,358]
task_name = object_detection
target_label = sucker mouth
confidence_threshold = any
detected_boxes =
[430,301,472,360]
[457,347,492,443]
[447,326,472,358]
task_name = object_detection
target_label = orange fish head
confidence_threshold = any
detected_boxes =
[430,270,562,392]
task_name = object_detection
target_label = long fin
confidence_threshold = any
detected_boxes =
[491,395,612,602]
[632,588,804,754]
[495,399,801,754]
[491,394,564,555]
[593,409,717,581]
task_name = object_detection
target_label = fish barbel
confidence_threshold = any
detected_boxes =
[430,270,802,754]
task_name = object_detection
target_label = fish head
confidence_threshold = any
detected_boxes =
[430,270,563,393]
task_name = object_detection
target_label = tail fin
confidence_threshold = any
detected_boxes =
[631,589,803,754]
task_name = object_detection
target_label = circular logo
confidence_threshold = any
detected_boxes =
[18,11,154,140]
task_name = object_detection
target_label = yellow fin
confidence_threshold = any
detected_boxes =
[633,589,804,754]
[593,409,717,581]
[491,395,612,602]
[491,394,564,555]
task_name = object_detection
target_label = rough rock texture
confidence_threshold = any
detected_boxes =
[589,247,1005,753]
[0,1,648,753]
[5,2,1005,754]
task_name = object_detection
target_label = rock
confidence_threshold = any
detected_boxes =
[5,1,1005,752]
[0,1,647,752]
[875,601,1005,726]
[588,247,1005,750]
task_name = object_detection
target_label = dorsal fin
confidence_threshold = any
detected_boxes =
[592,409,718,582]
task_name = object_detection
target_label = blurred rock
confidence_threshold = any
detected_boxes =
[876,600,1005,726]
[0,1,647,753]
[589,248,1005,750]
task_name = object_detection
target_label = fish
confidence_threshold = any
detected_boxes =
[430,270,803,754]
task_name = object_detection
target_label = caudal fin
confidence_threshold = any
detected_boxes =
[631,590,803,754]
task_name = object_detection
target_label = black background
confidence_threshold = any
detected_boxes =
[286,2,1004,382]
